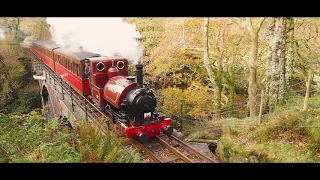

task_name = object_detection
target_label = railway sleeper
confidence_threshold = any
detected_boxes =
[163,155,180,163]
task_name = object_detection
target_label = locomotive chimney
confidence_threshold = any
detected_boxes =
[136,64,143,88]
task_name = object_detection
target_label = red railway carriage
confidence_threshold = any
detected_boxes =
[53,48,100,95]
[30,41,59,70]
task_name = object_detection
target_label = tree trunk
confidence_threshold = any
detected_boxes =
[269,17,287,111]
[203,17,216,88]
[248,32,258,118]
[265,19,275,112]
[227,65,236,117]
[215,47,223,119]
[244,18,265,118]
[215,73,222,119]
[286,17,295,87]
[203,17,220,119]
[13,18,20,45]
[278,18,287,104]
[303,69,313,111]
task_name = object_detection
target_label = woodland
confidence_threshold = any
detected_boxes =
[0,17,319,162]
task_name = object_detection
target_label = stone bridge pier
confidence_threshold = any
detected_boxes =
[31,59,87,128]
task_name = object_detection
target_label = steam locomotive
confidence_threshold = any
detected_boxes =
[29,40,173,143]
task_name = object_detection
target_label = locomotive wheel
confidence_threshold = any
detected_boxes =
[138,133,149,144]
[163,126,173,136]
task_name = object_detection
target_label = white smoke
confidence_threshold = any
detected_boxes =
[0,27,5,40]
[46,18,143,64]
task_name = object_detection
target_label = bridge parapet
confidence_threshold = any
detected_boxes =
[28,50,87,128]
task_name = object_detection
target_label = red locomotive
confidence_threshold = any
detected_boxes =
[29,40,173,143]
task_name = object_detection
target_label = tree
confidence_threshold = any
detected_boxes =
[286,17,295,87]
[268,17,287,112]
[203,18,233,119]
[224,22,245,116]
[203,17,219,118]
[243,18,265,118]
[0,18,22,45]
[203,18,216,90]
[265,19,276,112]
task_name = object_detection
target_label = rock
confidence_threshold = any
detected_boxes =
[189,142,211,153]
[248,155,258,163]
[172,128,184,140]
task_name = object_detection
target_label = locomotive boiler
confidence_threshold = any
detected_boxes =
[102,62,173,143]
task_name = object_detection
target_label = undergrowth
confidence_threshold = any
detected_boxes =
[186,94,320,163]
[0,112,140,162]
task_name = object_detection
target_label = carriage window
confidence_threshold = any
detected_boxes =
[58,55,61,64]
[72,62,75,74]
[64,58,67,68]
[68,60,71,71]
[63,57,67,68]
[72,63,75,74]
[76,64,79,76]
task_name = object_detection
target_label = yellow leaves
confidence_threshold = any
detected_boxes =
[160,86,215,119]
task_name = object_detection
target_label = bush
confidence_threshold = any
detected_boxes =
[0,112,139,162]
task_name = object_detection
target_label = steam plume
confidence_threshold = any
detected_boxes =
[0,27,5,40]
[46,18,143,64]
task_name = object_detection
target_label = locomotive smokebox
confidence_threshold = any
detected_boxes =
[136,64,143,88]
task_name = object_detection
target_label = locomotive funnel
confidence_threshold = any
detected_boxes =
[136,64,143,88]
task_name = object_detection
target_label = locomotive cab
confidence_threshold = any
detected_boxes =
[87,57,128,107]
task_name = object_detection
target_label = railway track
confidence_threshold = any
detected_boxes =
[133,134,218,163]
[24,46,218,163]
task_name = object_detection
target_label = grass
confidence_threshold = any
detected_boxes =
[186,93,320,163]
